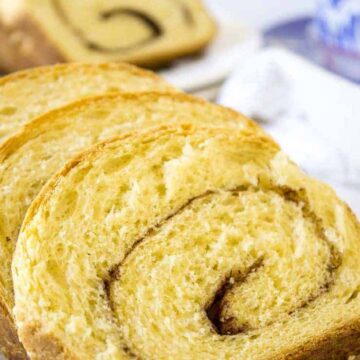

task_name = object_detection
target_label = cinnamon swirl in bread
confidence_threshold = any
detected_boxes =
[13,125,360,359]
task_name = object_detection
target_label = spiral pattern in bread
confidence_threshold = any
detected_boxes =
[13,125,360,359]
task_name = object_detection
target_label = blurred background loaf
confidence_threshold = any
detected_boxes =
[0,0,216,72]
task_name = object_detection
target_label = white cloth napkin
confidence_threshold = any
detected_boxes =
[218,48,360,217]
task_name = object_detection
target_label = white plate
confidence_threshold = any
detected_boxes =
[159,1,261,93]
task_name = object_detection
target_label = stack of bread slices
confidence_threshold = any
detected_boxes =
[0,63,360,360]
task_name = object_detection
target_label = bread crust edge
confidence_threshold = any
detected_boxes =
[0,301,27,360]
[19,323,78,360]
[278,317,360,360]
[0,60,174,87]
[17,307,360,360]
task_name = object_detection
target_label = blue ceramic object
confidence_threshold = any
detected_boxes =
[264,9,360,83]
[314,0,360,54]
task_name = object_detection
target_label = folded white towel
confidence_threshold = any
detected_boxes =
[218,48,360,216]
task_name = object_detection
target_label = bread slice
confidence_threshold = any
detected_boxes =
[0,92,258,359]
[0,62,175,140]
[0,0,216,72]
[12,124,360,359]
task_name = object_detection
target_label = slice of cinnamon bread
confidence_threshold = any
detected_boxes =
[0,0,216,71]
[13,124,360,359]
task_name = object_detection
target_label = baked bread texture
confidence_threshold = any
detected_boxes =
[0,93,257,359]
[0,62,174,140]
[0,0,216,72]
[12,124,360,359]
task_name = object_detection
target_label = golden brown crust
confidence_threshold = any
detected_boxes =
[19,324,78,360]
[0,61,173,87]
[18,319,360,360]
[280,319,360,359]
[0,301,27,360]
